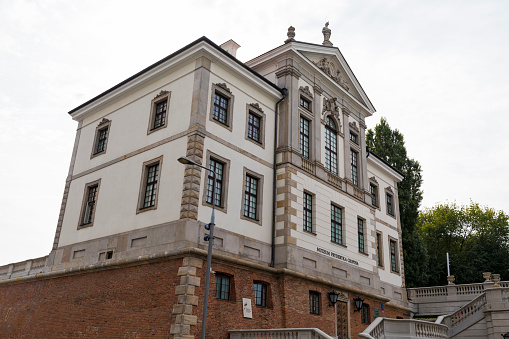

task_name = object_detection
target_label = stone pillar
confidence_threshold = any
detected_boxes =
[170,257,203,339]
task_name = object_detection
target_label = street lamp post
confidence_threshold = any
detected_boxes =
[178,156,216,339]
[328,290,339,339]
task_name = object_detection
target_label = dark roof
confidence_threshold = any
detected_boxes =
[366,147,405,178]
[69,36,284,114]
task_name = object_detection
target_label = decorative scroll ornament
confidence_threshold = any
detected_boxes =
[97,118,110,127]
[337,292,348,301]
[216,83,232,93]
[369,176,379,184]
[349,121,359,132]
[322,22,333,46]
[299,86,313,99]
[386,186,394,193]
[154,90,169,99]
[285,26,296,43]
[313,58,349,92]
[249,103,263,112]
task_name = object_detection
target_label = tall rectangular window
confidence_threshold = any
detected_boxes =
[143,163,159,208]
[350,150,358,186]
[254,282,267,307]
[153,101,167,129]
[215,274,230,300]
[370,184,378,207]
[325,117,338,174]
[303,192,313,233]
[247,112,261,143]
[206,159,224,207]
[390,240,398,272]
[300,116,310,159]
[213,92,229,125]
[350,132,358,144]
[82,184,98,225]
[331,205,342,244]
[376,233,383,267]
[361,304,370,323]
[358,218,365,254]
[95,127,108,154]
[387,193,394,216]
[376,233,384,267]
[244,175,259,220]
[309,291,320,315]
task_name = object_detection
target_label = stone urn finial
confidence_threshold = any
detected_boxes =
[447,275,455,285]
[322,22,333,46]
[285,26,295,43]
[483,272,492,282]
[492,274,501,287]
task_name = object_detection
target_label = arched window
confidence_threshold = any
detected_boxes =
[325,116,338,174]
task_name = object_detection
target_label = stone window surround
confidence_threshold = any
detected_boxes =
[350,148,360,187]
[240,167,264,226]
[202,150,230,214]
[388,236,400,274]
[77,178,101,230]
[357,217,368,256]
[90,118,111,159]
[136,155,163,214]
[244,103,266,149]
[147,90,171,135]
[299,113,313,160]
[369,178,380,210]
[376,231,384,269]
[303,191,316,235]
[330,203,346,247]
[209,83,234,132]
[385,187,396,218]
[299,86,313,113]
[324,115,340,175]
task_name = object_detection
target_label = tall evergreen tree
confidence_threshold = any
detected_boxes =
[366,117,428,287]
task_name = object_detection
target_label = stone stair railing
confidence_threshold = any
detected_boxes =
[444,293,487,328]
[359,318,448,339]
[0,256,48,281]
[229,328,334,339]
[408,280,509,303]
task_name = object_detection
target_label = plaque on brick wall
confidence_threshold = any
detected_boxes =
[242,298,253,318]
[373,308,380,318]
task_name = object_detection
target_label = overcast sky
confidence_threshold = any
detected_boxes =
[1,0,508,266]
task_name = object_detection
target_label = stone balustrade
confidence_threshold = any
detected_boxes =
[229,328,334,339]
[0,256,48,281]
[359,317,448,339]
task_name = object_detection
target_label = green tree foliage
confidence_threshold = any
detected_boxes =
[366,117,428,287]
[418,202,509,285]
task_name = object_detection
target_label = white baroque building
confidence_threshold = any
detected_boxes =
[1,25,410,338]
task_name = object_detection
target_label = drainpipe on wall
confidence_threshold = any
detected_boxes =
[270,88,288,268]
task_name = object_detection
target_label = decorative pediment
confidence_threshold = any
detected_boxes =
[386,186,394,193]
[216,83,232,94]
[349,121,359,133]
[97,118,110,127]
[322,97,341,120]
[154,90,169,99]
[337,292,348,301]
[369,176,379,184]
[312,58,349,92]
[249,103,263,113]
[299,86,313,99]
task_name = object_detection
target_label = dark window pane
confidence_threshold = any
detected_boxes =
[213,93,229,125]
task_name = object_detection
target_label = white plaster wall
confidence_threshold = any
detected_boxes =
[58,137,187,247]
[197,138,274,244]
[72,62,195,175]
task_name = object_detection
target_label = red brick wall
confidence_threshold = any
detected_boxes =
[192,261,407,339]
[0,257,407,339]
[0,259,181,338]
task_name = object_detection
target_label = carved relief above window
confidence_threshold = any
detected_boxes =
[299,86,313,99]
[349,121,359,133]
[313,58,349,91]
[322,97,341,123]
[216,83,232,94]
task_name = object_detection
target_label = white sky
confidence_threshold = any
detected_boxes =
[1,0,508,266]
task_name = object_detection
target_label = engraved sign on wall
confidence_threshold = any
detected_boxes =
[242,298,253,318]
